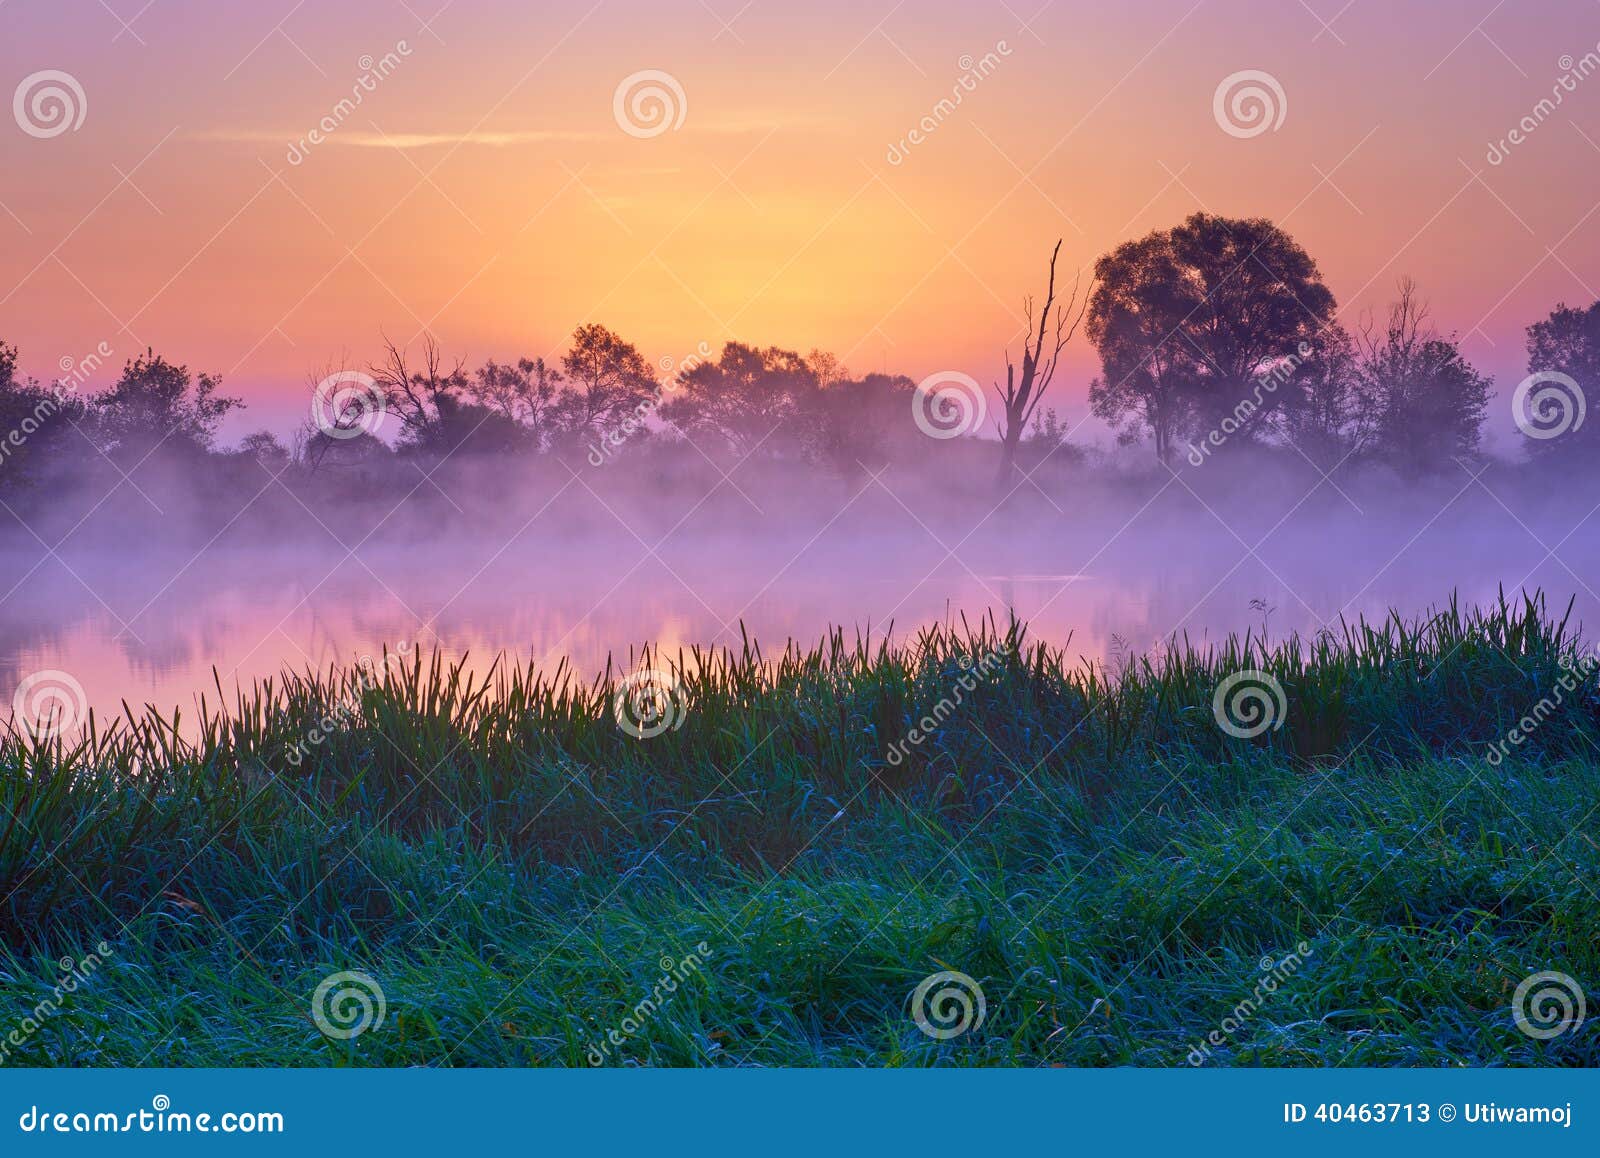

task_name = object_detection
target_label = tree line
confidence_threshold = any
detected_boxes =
[1085,215,1595,473]
[1,211,1595,504]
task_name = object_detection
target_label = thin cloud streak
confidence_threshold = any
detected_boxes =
[191,116,831,152]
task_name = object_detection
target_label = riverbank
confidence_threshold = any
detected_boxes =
[2,594,1596,1065]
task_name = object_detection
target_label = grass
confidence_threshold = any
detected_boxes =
[1,591,1597,1066]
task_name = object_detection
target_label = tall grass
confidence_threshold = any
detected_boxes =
[2,591,1596,1065]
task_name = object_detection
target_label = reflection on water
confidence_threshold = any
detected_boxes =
[3,480,1596,726]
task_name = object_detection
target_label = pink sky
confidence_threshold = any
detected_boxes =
[2,0,1598,448]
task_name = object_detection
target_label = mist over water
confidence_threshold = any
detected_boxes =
[3,448,1592,727]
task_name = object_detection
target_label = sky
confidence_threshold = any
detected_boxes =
[2,0,1598,447]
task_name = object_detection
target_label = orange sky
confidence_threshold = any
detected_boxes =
[3,0,1598,445]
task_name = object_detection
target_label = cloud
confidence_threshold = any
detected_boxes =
[192,114,831,153]
[192,128,607,150]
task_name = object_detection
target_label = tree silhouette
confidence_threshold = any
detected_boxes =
[471,357,561,436]
[1087,232,1196,464]
[800,371,915,480]
[237,430,289,468]
[1088,213,1335,462]
[0,341,91,489]
[93,349,238,460]
[1355,280,1491,473]
[1524,299,1599,458]
[369,334,467,447]
[1278,324,1367,466]
[552,324,657,450]
[994,239,1086,487]
[659,342,817,457]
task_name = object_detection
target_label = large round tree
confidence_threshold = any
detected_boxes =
[1087,213,1337,463]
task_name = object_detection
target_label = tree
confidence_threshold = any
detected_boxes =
[804,348,848,389]
[1087,213,1336,463]
[659,342,817,457]
[368,334,468,449]
[1087,232,1195,465]
[408,392,532,457]
[470,357,561,434]
[1168,214,1336,442]
[1355,280,1492,473]
[237,430,289,469]
[1523,299,1599,457]
[293,419,391,472]
[994,240,1087,487]
[93,349,239,460]
[1022,407,1085,465]
[1277,324,1368,466]
[0,342,90,489]
[552,324,657,449]
[800,371,915,479]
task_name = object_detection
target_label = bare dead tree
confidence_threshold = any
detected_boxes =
[994,239,1088,489]
[300,354,367,472]
[369,332,466,436]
